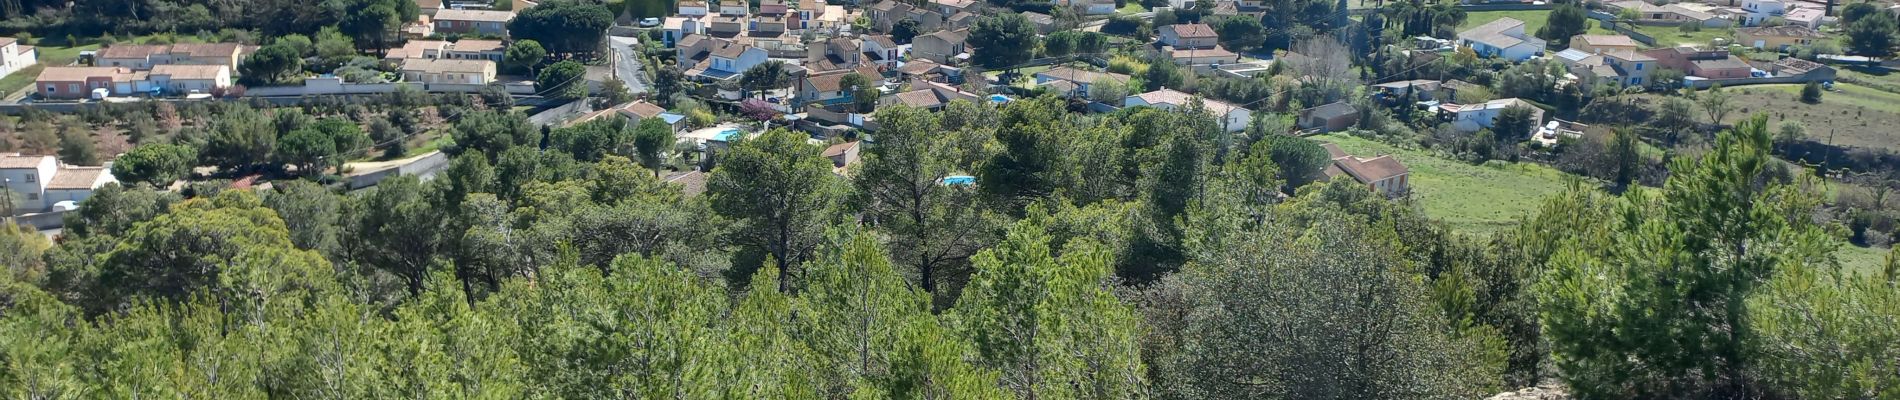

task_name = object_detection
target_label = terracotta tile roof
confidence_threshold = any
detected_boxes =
[0,37,17,47]
[0,154,50,169]
[863,35,898,48]
[166,42,243,58]
[36,66,131,82]
[96,44,167,60]
[388,40,449,59]
[1035,66,1129,84]
[416,0,442,9]
[805,72,850,91]
[45,167,108,190]
[1131,89,1245,116]
[150,64,227,80]
[898,59,939,75]
[893,89,944,108]
[1320,143,1407,184]
[1459,17,1528,48]
[919,29,968,44]
[1165,24,1218,38]
[711,41,753,58]
[617,101,668,119]
[1572,34,1639,48]
[450,39,506,52]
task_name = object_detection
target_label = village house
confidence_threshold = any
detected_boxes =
[1554,48,1656,90]
[1441,98,1544,133]
[1769,57,1835,80]
[569,101,689,132]
[147,64,233,94]
[1783,6,1824,28]
[896,59,943,81]
[798,66,883,107]
[678,0,710,16]
[824,140,862,175]
[97,43,249,71]
[753,15,790,37]
[946,11,980,29]
[0,37,37,81]
[1737,25,1826,51]
[1298,101,1360,133]
[807,37,865,72]
[1609,1,1732,27]
[868,1,944,32]
[678,35,770,81]
[386,39,507,63]
[709,15,747,37]
[0,154,117,213]
[719,0,749,16]
[861,35,904,68]
[1320,143,1410,198]
[400,58,497,84]
[1123,89,1253,132]
[930,0,979,15]
[1643,46,1753,79]
[759,0,790,15]
[35,67,149,98]
[1158,24,1219,49]
[1371,79,1445,101]
[1739,0,1785,26]
[1457,18,1547,61]
[912,29,969,64]
[1033,66,1131,98]
[1568,34,1641,54]
[433,9,514,36]
[796,0,850,30]
[887,79,983,111]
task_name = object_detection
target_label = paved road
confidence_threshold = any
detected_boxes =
[609,36,650,95]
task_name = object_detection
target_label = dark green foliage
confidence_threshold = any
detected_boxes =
[1537,4,1588,46]
[1211,15,1266,52]
[449,110,537,156]
[55,129,98,166]
[111,143,198,188]
[508,0,615,56]
[239,43,305,85]
[1255,134,1332,192]
[968,13,1038,71]
[502,39,547,75]
[707,129,842,291]
[1800,81,1823,104]
[1847,14,1897,56]
[537,60,589,100]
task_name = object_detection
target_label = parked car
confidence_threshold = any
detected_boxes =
[639,18,660,27]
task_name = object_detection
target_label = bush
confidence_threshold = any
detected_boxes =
[1800,81,1823,104]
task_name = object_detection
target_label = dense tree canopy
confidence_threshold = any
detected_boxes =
[508,0,615,56]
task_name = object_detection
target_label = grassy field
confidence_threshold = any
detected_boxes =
[1116,2,1146,15]
[1630,24,1734,48]
[1457,10,1618,39]
[1698,83,1900,152]
[1313,133,1576,234]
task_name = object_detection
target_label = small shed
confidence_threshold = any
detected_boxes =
[1298,101,1360,133]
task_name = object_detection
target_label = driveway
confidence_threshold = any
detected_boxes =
[609,36,650,95]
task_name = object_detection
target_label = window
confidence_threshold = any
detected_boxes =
[24,173,34,183]
[1631,77,1643,85]
[45,85,54,93]
[68,84,79,93]
[1635,63,1643,70]
[26,193,37,200]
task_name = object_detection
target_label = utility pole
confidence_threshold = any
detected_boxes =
[1,177,13,217]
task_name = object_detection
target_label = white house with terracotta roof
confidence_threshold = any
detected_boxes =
[677,35,769,81]
[1123,89,1252,132]
[97,43,250,71]
[1441,98,1544,133]
[1457,18,1546,62]
[34,67,155,99]
[1319,143,1409,198]
[400,58,497,84]
[0,38,36,82]
[0,154,55,213]
[1158,24,1219,49]
[1033,66,1130,98]
[0,154,116,213]
[147,64,233,94]
[1568,34,1641,54]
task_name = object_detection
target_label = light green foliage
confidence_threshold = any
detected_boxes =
[1536,114,1836,398]
[1750,266,1900,399]
[856,105,1000,297]
[953,208,1148,399]
[536,60,589,100]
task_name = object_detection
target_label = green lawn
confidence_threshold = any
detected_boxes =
[1313,133,1576,234]
[1116,2,1146,15]
[1629,24,1733,48]
[0,34,205,97]
[1457,10,1618,38]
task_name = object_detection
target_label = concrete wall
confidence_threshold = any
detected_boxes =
[346,151,451,190]
[1683,74,1822,89]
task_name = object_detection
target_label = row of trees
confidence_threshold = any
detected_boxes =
[5,90,1899,398]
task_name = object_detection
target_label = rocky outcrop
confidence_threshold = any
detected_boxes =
[1486,384,1570,400]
